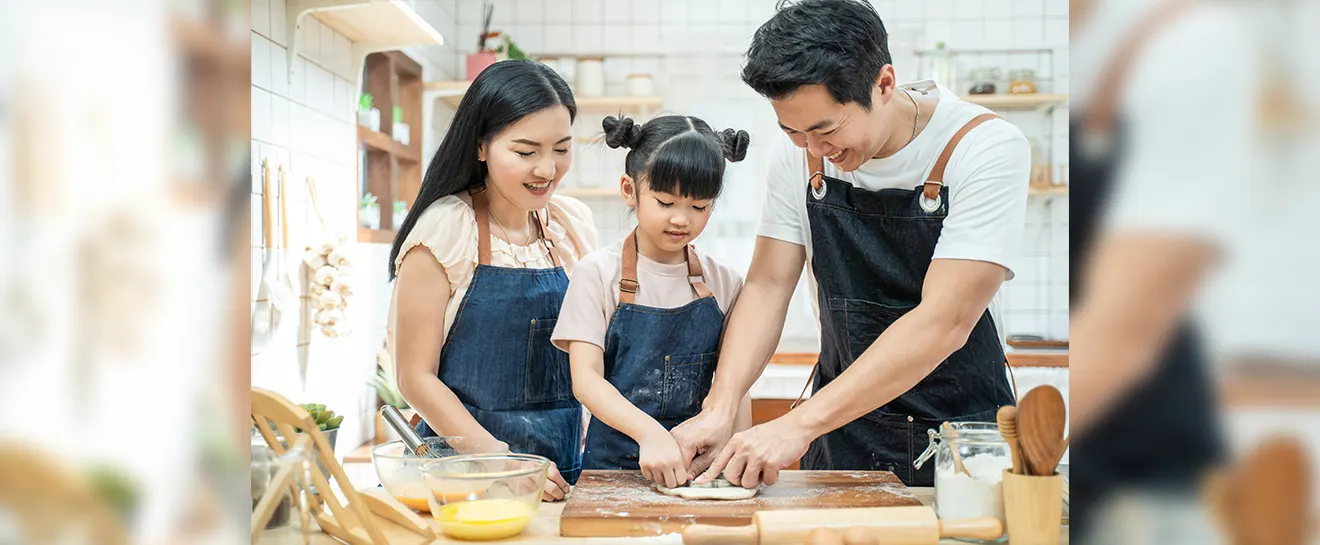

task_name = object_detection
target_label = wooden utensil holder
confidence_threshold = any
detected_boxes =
[1002,470,1063,545]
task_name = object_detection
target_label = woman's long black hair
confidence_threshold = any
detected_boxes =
[388,60,576,279]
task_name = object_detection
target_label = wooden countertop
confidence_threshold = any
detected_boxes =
[771,352,1070,368]
[257,487,1067,544]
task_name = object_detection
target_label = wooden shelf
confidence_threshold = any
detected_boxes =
[357,125,420,162]
[343,440,374,464]
[1008,339,1069,349]
[170,16,246,69]
[285,0,443,84]
[425,80,662,111]
[357,227,396,244]
[963,93,1068,110]
[1029,185,1069,197]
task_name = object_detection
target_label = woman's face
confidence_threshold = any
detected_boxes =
[479,105,574,211]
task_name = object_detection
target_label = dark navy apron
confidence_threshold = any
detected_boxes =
[1069,1,1223,538]
[800,113,1016,486]
[581,231,724,470]
[415,186,583,484]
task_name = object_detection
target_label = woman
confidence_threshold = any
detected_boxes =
[388,60,596,502]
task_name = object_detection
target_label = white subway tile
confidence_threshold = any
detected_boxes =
[926,0,954,20]
[516,0,543,24]
[573,23,603,53]
[270,43,290,97]
[320,24,337,68]
[544,1,572,24]
[299,18,321,64]
[924,21,953,49]
[333,34,353,79]
[872,0,895,19]
[631,25,661,55]
[544,23,572,53]
[892,0,921,21]
[251,194,264,247]
[747,0,774,23]
[604,0,631,23]
[458,0,485,23]
[489,0,516,25]
[574,0,603,23]
[456,22,481,53]
[1052,51,1068,77]
[252,33,272,91]
[1047,312,1069,340]
[1045,18,1067,48]
[718,0,747,24]
[334,77,353,120]
[290,58,307,105]
[270,0,288,46]
[252,0,271,37]
[661,0,688,24]
[271,96,291,147]
[1012,20,1044,48]
[307,64,335,115]
[985,21,1013,48]
[984,0,1012,19]
[953,0,983,20]
[251,141,264,193]
[1044,0,1067,18]
[1014,0,1043,19]
[950,20,984,49]
[252,87,272,143]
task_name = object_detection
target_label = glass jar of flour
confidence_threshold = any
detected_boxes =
[914,421,1012,542]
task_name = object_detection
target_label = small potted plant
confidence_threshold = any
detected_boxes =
[391,106,410,146]
[392,200,407,229]
[359,193,380,230]
[358,93,380,131]
[369,361,413,443]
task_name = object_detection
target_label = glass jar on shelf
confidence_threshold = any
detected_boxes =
[1009,69,1038,94]
[967,67,1001,95]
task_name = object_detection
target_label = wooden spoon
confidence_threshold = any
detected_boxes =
[1017,386,1067,476]
[941,422,970,476]
[996,405,1025,475]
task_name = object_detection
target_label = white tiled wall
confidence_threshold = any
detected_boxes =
[251,0,381,456]
[432,0,1071,349]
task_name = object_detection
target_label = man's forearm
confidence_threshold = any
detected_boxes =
[704,279,796,415]
[790,304,974,437]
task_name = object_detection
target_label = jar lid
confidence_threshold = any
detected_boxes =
[1009,68,1036,77]
[626,73,651,79]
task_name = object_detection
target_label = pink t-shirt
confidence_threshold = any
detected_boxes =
[551,237,744,352]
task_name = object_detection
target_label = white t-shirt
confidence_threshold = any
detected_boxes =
[757,80,1031,334]
[551,237,745,352]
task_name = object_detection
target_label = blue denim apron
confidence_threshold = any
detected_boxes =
[580,231,724,470]
[414,187,583,484]
[800,113,1016,486]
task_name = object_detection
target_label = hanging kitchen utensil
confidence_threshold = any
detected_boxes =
[270,164,298,318]
[1017,386,1067,476]
[252,159,281,351]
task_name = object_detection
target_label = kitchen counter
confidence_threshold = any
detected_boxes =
[258,487,1068,544]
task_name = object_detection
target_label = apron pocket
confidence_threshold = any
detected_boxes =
[827,298,915,366]
[659,352,716,421]
[525,317,572,404]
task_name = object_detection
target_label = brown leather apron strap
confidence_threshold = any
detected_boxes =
[686,245,713,299]
[1084,0,1198,137]
[470,186,493,266]
[924,113,1001,200]
[807,151,825,192]
[619,229,713,304]
[470,186,562,268]
[620,231,641,304]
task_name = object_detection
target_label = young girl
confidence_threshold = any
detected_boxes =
[552,115,752,488]
[388,60,596,501]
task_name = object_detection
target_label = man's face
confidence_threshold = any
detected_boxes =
[770,81,891,173]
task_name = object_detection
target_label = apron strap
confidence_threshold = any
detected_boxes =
[619,229,712,304]
[470,186,493,266]
[806,151,825,192]
[1084,0,1198,137]
[924,113,1001,200]
[469,186,562,268]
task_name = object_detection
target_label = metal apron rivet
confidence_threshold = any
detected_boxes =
[919,193,942,213]
[811,180,828,200]
[907,416,914,423]
[531,319,536,326]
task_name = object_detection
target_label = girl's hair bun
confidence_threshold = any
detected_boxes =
[718,128,751,163]
[603,116,643,149]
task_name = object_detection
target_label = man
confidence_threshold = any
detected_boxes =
[672,0,1030,488]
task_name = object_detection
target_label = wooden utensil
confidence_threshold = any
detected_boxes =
[997,405,1025,475]
[1205,436,1310,545]
[1002,470,1064,545]
[251,158,281,351]
[1017,386,1067,476]
[272,164,298,314]
[681,505,1003,545]
[560,471,921,538]
[942,422,969,476]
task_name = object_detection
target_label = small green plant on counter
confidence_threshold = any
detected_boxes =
[359,193,379,211]
[369,366,409,410]
[297,403,344,432]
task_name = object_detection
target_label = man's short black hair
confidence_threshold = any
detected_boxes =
[741,0,892,110]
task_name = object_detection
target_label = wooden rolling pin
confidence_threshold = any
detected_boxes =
[682,505,1003,545]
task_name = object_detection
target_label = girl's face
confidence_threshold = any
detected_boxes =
[621,176,714,255]
[479,105,573,211]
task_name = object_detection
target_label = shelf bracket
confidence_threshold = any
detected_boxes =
[286,0,372,84]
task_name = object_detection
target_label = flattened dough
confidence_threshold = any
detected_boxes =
[655,478,760,500]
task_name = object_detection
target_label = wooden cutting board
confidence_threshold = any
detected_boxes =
[559,470,922,538]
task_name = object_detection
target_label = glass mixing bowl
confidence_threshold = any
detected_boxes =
[421,453,550,541]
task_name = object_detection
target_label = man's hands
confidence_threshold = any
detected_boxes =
[693,415,815,488]
[543,462,570,502]
[670,407,738,482]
